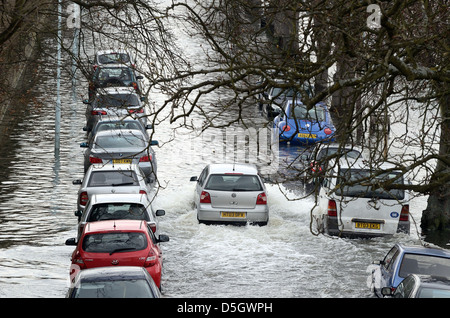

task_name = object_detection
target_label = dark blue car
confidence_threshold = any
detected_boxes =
[371,243,450,297]
[273,99,335,145]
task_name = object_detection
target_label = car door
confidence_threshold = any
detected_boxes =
[194,166,208,206]
[380,246,400,289]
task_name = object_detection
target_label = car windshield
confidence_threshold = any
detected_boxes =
[74,279,154,298]
[94,134,145,149]
[316,147,361,160]
[95,94,140,107]
[205,174,263,191]
[82,232,147,253]
[290,104,325,122]
[399,254,450,279]
[336,169,405,200]
[98,53,130,65]
[87,171,139,187]
[87,203,148,222]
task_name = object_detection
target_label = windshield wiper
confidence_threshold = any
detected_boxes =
[109,247,136,255]
[111,182,134,187]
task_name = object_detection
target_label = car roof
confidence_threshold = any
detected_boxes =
[96,87,138,95]
[90,193,151,205]
[84,219,148,234]
[336,157,398,170]
[207,163,259,175]
[96,49,131,55]
[76,266,148,283]
[96,116,143,124]
[396,244,450,258]
[87,163,140,172]
[94,128,145,137]
[314,142,363,152]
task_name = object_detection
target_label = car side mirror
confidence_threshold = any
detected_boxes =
[80,142,89,148]
[150,140,158,146]
[136,75,144,80]
[158,234,169,243]
[74,210,82,217]
[65,238,77,246]
[72,180,82,185]
[140,96,146,102]
[190,176,198,182]
[82,99,91,105]
[145,124,152,130]
[155,209,165,217]
[381,287,394,297]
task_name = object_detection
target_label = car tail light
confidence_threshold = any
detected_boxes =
[132,82,138,91]
[400,205,409,221]
[281,125,291,132]
[148,222,156,233]
[91,110,107,115]
[139,155,152,162]
[139,190,147,195]
[256,192,267,205]
[79,192,88,206]
[324,128,333,135]
[200,191,211,204]
[129,108,144,114]
[144,249,157,267]
[328,200,337,217]
[72,252,87,269]
[89,156,103,164]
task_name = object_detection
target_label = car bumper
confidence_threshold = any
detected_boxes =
[197,206,269,225]
[325,216,403,238]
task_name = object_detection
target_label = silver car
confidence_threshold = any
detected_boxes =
[76,193,165,239]
[73,163,154,213]
[190,163,269,225]
[81,128,157,179]
[84,87,146,133]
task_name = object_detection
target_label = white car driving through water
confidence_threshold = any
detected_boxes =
[312,157,410,237]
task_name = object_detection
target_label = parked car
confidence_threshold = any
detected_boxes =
[273,99,335,145]
[92,49,136,69]
[312,157,410,237]
[86,116,152,144]
[381,274,450,298]
[75,193,165,239]
[65,220,169,289]
[261,81,313,119]
[88,65,143,100]
[371,243,450,297]
[81,128,158,179]
[84,87,146,132]
[66,266,161,298]
[72,163,155,214]
[190,163,269,225]
[304,143,363,184]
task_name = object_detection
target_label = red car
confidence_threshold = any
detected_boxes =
[66,220,169,289]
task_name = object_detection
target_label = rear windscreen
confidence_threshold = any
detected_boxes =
[205,174,263,191]
[88,171,139,187]
[82,232,147,253]
[336,168,405,200]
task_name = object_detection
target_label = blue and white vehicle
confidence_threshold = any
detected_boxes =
[371,244,450,297]
[273,99,335,145]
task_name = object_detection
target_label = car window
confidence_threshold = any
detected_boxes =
[147,225,157,244]
[88,171,139,187]
[417,287,450,298]
[336,169,405,200]
[82,232,147,253]
[94,134,145,148]
[198,167,208,187]
[398,254,450,279]
[205,174,263,191]
[87,203,149,222]
[382,246,399,271]
[74,279,154,298]
[394,275,416,298]
[291,104,325,122]
[95,94,140,107]
[98,53,130,64]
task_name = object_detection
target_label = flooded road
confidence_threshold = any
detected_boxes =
[0,5,445,298]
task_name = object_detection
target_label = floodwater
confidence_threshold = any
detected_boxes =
[0,4,446,299]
